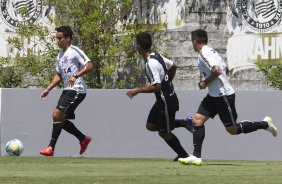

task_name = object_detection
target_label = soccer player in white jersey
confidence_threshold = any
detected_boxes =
[178,29,278,165]
[127,32,192,161]
[39,26,94,156]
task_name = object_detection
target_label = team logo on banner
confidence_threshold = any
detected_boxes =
[0,0,43,29]
[226,1,282,74]
[239,0,282,33]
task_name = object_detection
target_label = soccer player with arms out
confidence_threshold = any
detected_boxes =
[178,29,278,165]
[127,32,192,161]
[40,26,93,156]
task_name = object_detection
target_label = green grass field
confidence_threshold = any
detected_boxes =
[0,157,281,184]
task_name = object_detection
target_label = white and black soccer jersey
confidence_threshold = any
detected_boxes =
[56,45,90,94]
[145,53,173,85]
[198,45,235,97]
[145,53,179,112]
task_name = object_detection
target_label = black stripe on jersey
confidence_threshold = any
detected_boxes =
[145,62,155,83]
[199,52,211,69]
[70,46,87,61]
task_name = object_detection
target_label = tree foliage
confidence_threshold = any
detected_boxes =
[49,0,143,88]
[0,57,23,88]
[4,24,58,87]
[256,61,282,90]
[1,0,166,88]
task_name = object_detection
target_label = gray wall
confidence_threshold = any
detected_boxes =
[0,89,281,160]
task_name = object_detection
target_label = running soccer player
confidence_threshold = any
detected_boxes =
[127,32,192,161]
[40,26,93,156]
[178,29,278,165]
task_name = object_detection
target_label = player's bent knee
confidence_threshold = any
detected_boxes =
[52,116,63,122]
[226,125,237,135]
[52,109,64,122]
[146,123,158,131]
[192,115,206,126]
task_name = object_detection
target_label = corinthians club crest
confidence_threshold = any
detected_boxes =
[0,0,43,29]
[230,0,282,33]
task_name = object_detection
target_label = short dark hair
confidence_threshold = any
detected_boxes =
[191,29,208,44]
[55,26,73,40]
[136,32,152,51]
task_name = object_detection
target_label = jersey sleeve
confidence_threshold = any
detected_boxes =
[201,46,219,68]
[74,47,91,66]
[146,58,162,85]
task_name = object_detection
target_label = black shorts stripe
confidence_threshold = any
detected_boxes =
[147,101,176,133]
[222,95,236,125]
[160,91,170,133]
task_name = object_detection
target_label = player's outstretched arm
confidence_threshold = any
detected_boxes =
[40,73,62,100]
[76,61,94,77]
[127,83,161,98]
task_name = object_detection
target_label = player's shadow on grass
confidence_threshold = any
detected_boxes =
[206,163,243,166]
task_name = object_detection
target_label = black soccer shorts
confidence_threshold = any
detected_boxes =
[56,90,86,119]
[147,102,177,133]
[197,93,238,127]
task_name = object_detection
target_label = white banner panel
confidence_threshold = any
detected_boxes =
[226,0,282,74]
[227,33,282,72]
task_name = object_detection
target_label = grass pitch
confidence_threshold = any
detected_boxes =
[0,157,281,184]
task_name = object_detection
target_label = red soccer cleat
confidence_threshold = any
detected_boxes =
[40,146,54,156]
[79,136,92,155]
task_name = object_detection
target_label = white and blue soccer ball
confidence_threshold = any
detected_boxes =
[6,139,24,156]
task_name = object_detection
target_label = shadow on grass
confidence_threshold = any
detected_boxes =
[205,163,243,166]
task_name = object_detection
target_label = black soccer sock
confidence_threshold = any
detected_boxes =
[174,119,186,128]
[63,120,85,142]
[164,133,188,157]
[49,123,64,149]
[236,120,268,134]
[193,125,205,158]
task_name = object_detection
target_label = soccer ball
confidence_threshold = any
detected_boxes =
[6,139,24,156]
